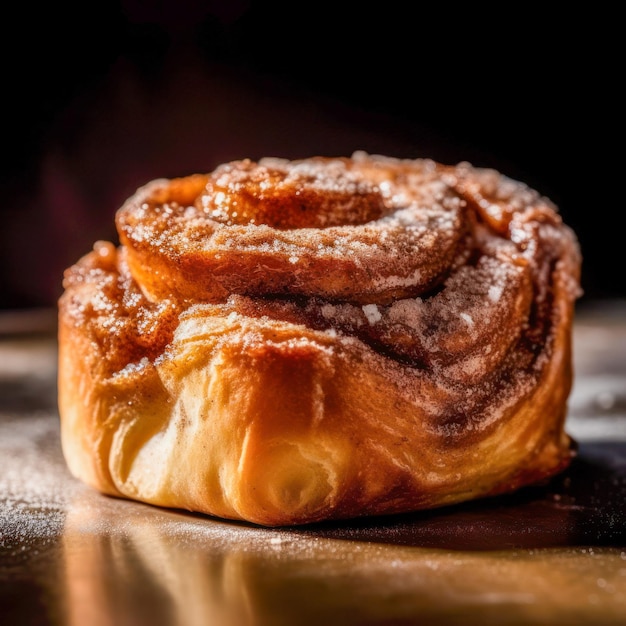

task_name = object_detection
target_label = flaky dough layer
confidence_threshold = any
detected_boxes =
[58,152,582,526]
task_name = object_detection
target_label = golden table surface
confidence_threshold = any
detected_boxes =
[1,301,625,626]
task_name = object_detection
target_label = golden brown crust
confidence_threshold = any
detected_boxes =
[58,152,582,526]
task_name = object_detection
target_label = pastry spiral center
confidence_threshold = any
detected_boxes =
[196,159,386,229]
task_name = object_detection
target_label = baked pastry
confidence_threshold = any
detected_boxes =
[57,152,582,527]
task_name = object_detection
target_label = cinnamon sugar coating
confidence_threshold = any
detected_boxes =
[58,152,582,526]
[116,155,469,304]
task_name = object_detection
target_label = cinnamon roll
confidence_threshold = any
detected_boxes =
[57,152,582,527]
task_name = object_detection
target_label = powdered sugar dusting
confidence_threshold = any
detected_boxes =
[0,412,74,554]
[489,284,503,302]
[459,312,474,327]
[114,147,582,434]
[118,153,468,303]
[362,304,382,325]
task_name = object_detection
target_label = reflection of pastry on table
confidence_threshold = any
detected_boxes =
[60,498,626,626]
[61,503,254,626]
[58,152,582,526]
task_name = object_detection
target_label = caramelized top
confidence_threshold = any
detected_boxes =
[115,154,470,304]
[62,152,582,387]
[198,158,388,229]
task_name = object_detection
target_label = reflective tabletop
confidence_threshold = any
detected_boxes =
[2,302,625,625]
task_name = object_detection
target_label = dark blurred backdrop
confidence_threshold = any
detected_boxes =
[1,1,622,310]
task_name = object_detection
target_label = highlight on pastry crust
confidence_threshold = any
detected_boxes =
[57,151,583,527]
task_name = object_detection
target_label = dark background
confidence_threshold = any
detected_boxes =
[1,1,622,310]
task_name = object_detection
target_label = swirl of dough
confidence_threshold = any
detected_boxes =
[58,152,583,527]
[116,153,470,305]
